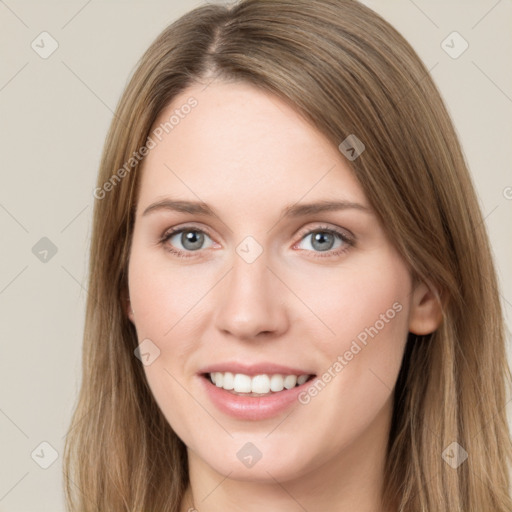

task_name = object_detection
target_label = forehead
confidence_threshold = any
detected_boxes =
[137,80,368,216]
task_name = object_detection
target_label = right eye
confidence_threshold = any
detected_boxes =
[160,226,216,258]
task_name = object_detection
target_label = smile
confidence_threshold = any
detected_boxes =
[207,372,314,396]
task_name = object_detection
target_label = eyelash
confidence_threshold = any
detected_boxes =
[158,224,355,260]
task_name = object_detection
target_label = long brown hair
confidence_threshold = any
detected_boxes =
[63,0,512,510]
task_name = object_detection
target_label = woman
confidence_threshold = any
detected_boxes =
[63,0,512,510]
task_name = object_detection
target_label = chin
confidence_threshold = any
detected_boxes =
[193,440,317,484]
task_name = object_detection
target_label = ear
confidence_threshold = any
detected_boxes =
[408,279,443,335]
[125,296,135,324]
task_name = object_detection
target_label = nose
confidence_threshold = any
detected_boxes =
[213,248,290,341]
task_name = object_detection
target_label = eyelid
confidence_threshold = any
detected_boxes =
[161,222,214,239]
[294,223,355,245]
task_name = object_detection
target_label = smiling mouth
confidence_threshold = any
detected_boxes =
[203,372,316,397]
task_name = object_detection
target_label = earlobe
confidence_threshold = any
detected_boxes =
[408,280,443,335]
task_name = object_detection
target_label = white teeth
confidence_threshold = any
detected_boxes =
[214,372,223,388]
[251,374,270,394]
[297,374,309,385]
[283,375,297,389]
[270,374,284,392]
[222,371,234,390]
[208,372,311,394]
[233,373,252,393]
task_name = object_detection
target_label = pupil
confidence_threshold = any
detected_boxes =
[312,232,334,251]
[182,231,203,250]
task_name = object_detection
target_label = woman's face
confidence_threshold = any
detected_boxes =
[127,80,438,483]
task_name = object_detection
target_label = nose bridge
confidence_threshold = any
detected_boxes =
[213,239,288,338]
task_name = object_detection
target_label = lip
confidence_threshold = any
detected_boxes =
[198,370,316,421]
[198,362,314,377]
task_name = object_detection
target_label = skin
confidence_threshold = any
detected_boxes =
[127,80,442,512]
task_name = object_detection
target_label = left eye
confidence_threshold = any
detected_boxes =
[296,229,347,252]
[163,229,215,252]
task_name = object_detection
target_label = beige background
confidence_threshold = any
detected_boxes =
[0,0,511,510]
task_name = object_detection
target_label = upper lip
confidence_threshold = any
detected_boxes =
[198,362,315,377]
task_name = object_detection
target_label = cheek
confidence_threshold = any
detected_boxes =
[128,247,206,437]
[298,255,411,400]
[127,246,212,339]
[292,254,410,351]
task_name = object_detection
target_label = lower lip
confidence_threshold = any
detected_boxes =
[199,375,314,421]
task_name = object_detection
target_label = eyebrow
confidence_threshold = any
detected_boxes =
[142,198,371,218]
